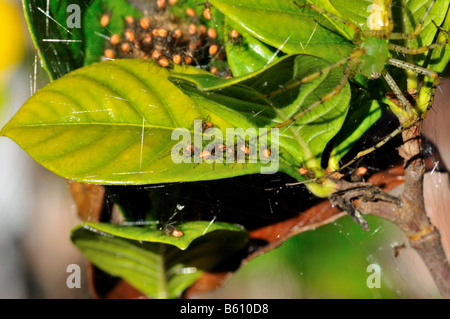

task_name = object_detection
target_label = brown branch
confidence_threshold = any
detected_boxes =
[398,124,450,298]
[337,123,450,298]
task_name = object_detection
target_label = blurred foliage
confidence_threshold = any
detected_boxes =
[0,0,25,112]
[0,0,25,75]
[213,215,439,299]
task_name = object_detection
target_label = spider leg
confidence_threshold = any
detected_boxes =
[295,2,363,43]
[286,68,417,185]
[323,68,428,175]
[387,57,439,119]
[329,69,414,173]
[286,123,409,186]
[287,58,439,186]
[253,50,363,100]
[388,37,450,55]
[273,49,364,129]
[382,69,414,115]
[388,0,436,40]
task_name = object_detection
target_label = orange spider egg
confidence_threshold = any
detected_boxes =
[262,149,271,157]
[172,54,182,64]
[151,50,162,60]
[173,29,183,38]
[158,58,169,67]
[299,167,309,175]
[189,24,197,35]
[142,33,152,44]
[109,34,120,45]
[230,29,239,39]
[157,28,168,37]
[209,44,218,55]
[240,145,250,155]
[199,25,207,35]
[186,8,196,18]
[186,144,195,153]
[203,8,212,20]
[200,150,211,159]
[140,17,150,29]
[171,229,183,237]
[100,14,110,27]
[124,29,135,41]
[157,0,166,9]
[218,144,226,151]
[207,27,217,39]
[210,67,218,75]
[120,42,131,53]
[356,166,368,176]
[125,16,134,25]
[204,122,213,130]
[188,42,197,52]
[104,49,115,59]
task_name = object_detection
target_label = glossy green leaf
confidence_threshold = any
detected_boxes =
[425,2,450,73]
[2,56,350,197]
[328,94,386,169]
[79,220,245,250]
[23,0,93,79]
[414,2,450,115]
[209,0,354,63]
[71,221,249,298]
[225,19,282,77]
[0,59,290,184]
[172,54,351,195]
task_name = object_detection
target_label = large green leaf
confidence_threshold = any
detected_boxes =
[0,59,275,184]
[79,220,245,250]
[209,0,354,63]
[426,2,450,73]
[171,54,352,195]
[172,54,351,165]
[225,19,283,77]
[1,56,350,197]
[327,93,386,169]
[71,221,248,298]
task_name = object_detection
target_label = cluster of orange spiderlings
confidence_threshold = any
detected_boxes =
[179,120,272,164]
[100,0,237,76]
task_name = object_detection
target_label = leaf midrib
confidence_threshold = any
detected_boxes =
[4,121,189,131]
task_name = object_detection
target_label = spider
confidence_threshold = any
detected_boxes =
[259,0,449,184]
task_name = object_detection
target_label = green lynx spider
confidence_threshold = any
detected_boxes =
[260,0,449,184]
